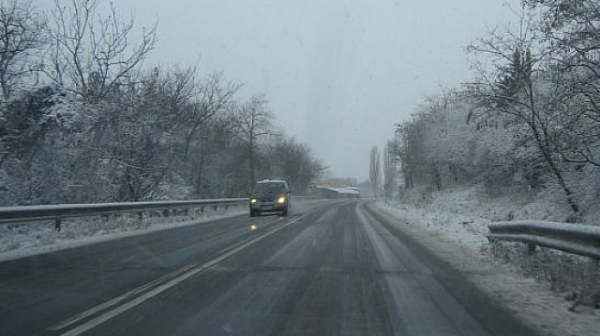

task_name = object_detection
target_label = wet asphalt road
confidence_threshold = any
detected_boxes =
[0,201,538,336]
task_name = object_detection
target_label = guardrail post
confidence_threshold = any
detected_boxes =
[55,219,62,232]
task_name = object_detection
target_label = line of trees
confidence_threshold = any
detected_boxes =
[0,0,324,205]
[392,0,600,221]
[369,146,380,197]
[368,142,397,200]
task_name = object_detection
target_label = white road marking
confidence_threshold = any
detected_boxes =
[55,215,305,336]
[50,263,197,331]
[52,215,285,331]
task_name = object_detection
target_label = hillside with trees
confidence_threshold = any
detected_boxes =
[389,0,600,223]
[0,0,324,205]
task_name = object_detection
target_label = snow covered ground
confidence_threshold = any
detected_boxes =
[0,198,326,263]
[374,185,600,336]
[376,199,490,253]
[0,205,248,262]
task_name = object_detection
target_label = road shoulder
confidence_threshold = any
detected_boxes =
[368,201,600,336]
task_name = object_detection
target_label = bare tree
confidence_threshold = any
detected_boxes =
[181,71,240,162]
[177,71,240,196]
[0,0,46,100]
[271,137,324,194]
[383,140,396,200]
[523,0,600,167]
[369,146,380,197]
[395,118,427,190]
[45,0,156,100]
[232,95,274,191]
[395,124,411,190]
[466,15,580,215]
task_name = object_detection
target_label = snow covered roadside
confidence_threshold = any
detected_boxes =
[0,198,327,263]
[0,207,246,263]
[375,200,491,254]
[373,201,600,336]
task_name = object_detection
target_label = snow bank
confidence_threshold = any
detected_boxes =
[375,199,490,254]
[0,206,246,262]
[375,185,600,336]
[0,197,324,262]
[398,184,579,224]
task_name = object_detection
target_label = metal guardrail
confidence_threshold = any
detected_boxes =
[0,195,312,226]
[0,198,249,226]
[487,221,600,259]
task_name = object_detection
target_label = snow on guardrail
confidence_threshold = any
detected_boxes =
[0,198,249,225]
[0,196,312,226]
[487,221,600,259]
[0,196,315,260]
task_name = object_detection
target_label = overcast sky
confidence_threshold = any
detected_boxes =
[47,0,522,180]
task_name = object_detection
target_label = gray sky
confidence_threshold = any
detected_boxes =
[52,0,522,180]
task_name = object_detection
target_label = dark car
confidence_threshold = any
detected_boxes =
[249,180,291,217]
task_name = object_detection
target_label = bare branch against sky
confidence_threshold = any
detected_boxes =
[37,0,521,179]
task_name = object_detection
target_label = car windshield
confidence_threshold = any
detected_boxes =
[253,183,285,195]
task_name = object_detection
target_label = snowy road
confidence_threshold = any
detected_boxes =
[0,201,538,336]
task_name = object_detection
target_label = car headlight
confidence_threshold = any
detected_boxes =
[277,196,286,204]
[250,198,258,204]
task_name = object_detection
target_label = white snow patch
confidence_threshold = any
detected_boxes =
[0,208,246,263]
[0,198,327,263]
[375,200,490,254]
[373,186,600,336]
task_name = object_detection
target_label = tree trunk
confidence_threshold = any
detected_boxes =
[532,126,580,215]
[249,142,255,192]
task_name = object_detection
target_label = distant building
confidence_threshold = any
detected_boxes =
[308,185,360,199]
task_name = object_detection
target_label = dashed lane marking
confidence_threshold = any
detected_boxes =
[53,214,306,336]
